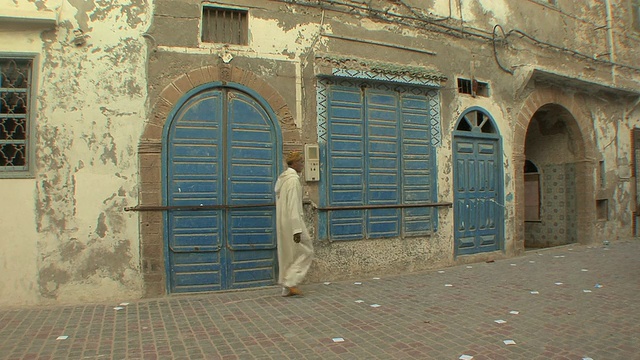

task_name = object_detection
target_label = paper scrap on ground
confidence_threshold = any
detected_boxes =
[503,340,516,345]
[466,266,473,269]
[509,310,519,315]
[56,336,68,340]
[510,264,517,266]
[582,358,593,360]
[332,337,345,343]
[324,282,331,285]
[437,270,445,273]
[594,284,603,288]
[554,255,566,258]
[445,284,453,287]
[370,304,381,308]
[459,355,474,360]
[555,282,563,285]
[119,302,129,306]
[581,269,589,272]
[530,291,539,295]
[583,289,592,293]
[372,277,380,280]
[494,319,506,324]
[113,307,124,310]
[354,282,362,285]
[355,300,364,303]
[529,261,536,263]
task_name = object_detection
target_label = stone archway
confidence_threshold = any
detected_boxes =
[513,87,598,253]
[138,65,297,297]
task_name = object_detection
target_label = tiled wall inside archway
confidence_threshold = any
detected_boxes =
[525,163,577,247]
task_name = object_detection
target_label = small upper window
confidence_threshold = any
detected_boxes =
[457,78,490,97]
[201,6,248,45]
[0,57,33,176]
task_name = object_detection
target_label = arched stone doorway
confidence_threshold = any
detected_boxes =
[524,104,582,248]
[514,88,597,251]
[138,65,297,296]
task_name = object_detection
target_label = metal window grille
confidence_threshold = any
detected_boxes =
[457,78,473,94]
[0,58,32,171]
[201,7,248,45]
[457,78,489,97]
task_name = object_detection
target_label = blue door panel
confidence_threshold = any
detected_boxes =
[454,134,502,255]
[171,251,220,264]
[229,251,275,287]
[232,268,274,286]
[226,91,277,289]
[166,87,278,293]
[174,273,220,288]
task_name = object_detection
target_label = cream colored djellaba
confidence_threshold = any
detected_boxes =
[274,167,314,290]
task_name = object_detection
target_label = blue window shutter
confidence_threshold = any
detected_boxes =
[365,89,400,238]
[401,94,435,235]
[327,85,365,240]
[325,82,437,241]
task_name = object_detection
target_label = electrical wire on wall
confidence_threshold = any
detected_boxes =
[276,0,640,75]
[493,24,513,75]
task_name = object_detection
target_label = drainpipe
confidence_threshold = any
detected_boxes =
[604,0,616,83]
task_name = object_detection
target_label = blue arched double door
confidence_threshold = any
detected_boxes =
[163,84,281,293]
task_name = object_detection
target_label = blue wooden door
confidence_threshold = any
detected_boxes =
[453,109,503,255]
[165,86,279,293]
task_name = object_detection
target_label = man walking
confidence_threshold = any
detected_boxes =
[275,151,314,297]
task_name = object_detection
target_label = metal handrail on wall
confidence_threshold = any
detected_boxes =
[124,201,452,212]
[123,203,275,212]
[314,202,452,211]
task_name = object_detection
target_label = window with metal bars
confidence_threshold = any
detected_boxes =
[0,57,33,175]
[201,6,248,45]
[457,77,489,97]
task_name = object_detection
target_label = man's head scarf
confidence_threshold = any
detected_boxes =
[286,151,303,165]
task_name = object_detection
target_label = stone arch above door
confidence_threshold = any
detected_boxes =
[514,89,596,159]
[142,65,297,144]
[138,65,296,297]
[513,87,598,253]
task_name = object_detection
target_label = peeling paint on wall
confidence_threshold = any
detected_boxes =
[25,0,151,303]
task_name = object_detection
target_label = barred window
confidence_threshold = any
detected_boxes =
[201,6,248,45]
[0,57,33,175]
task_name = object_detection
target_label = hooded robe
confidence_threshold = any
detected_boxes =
[274,167,314,287]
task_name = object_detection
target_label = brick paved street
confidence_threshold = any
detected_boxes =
[1,239,639,360]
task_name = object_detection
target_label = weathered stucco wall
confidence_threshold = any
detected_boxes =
[139,0,639,296]
[2,0,638,304]
[0,0,57,306]
[0,0,151,306]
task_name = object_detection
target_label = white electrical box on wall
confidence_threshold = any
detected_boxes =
[304,144,320,182]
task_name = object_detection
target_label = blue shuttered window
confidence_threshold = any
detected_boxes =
[325,81,437,241]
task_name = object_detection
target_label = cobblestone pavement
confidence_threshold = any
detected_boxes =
[1,240,639,360]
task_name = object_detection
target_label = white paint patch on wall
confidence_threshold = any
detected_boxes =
[461,0,510,27]
[250,19,326,57]
[0,180,39,306]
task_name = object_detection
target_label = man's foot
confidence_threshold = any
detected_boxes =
[282,286,303,297]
